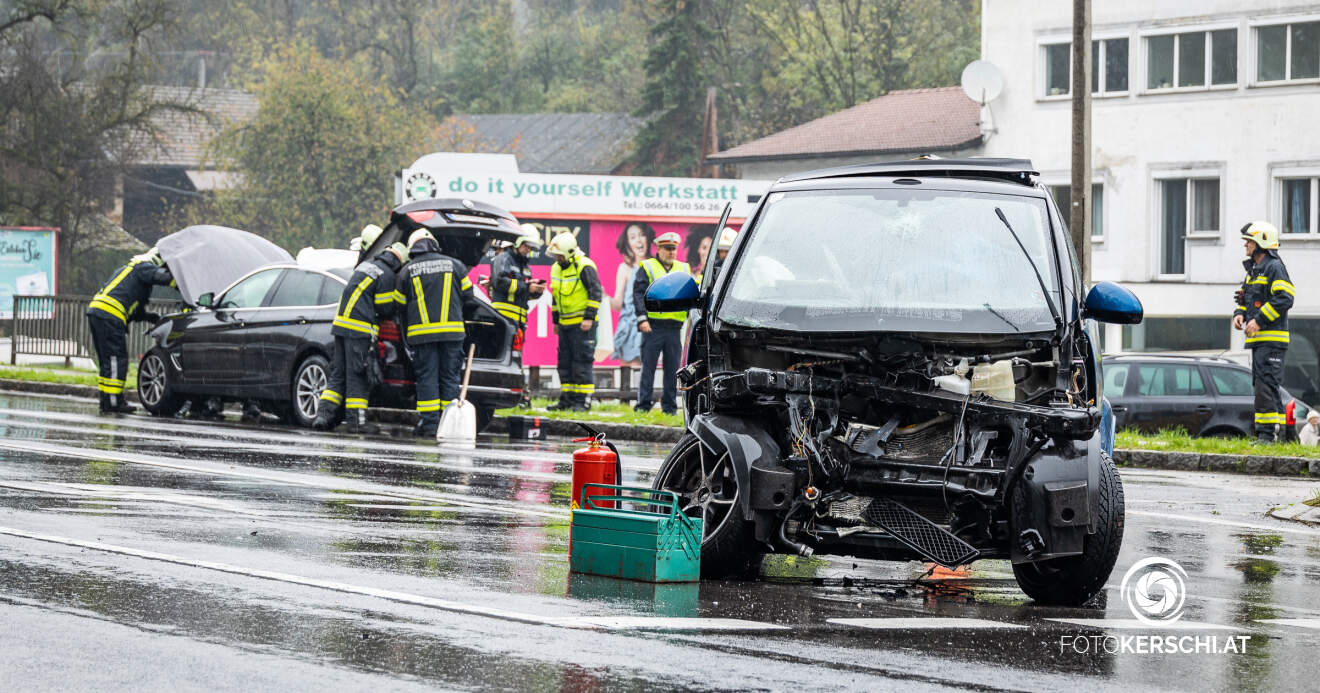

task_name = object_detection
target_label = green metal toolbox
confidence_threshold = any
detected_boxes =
[569,484,702,583]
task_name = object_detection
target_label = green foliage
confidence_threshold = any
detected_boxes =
[631,0,715,176]
[497,397,682,427]
[191,47,435,251]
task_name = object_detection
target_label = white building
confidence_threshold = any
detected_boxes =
[981,0,1320,402]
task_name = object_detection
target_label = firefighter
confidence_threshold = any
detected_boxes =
[1234,221,1295,444]
[706,226,737,285]
[313,241,407,433]
[632,231,691,415]
[490,224,546,327]
[399,229,480,437]
[546,232,601,411]
[350,223,384,261]
[316,223,389,429]
[85,247,174,414]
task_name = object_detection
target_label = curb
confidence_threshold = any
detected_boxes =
[1111,448,1319,477]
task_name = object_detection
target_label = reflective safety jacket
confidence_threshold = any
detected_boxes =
[86,259,174,324]
[1236,252,1295,347]
[633,257,691,326]
[490,248,533,325]
[550,254,601,326]
[399,244,477,344]
[331,251,402,339]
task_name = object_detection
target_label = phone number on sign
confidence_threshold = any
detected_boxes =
[623,200,724,213]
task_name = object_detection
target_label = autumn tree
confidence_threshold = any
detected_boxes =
[630,0,714,176]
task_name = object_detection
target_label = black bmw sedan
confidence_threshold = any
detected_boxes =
[137,201,526,430]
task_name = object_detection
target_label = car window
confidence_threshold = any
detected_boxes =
[1208,366,1253,397]
[219,269,282,308]
[319,275,346,305]
[269,270,328,307]
[1134,364,1205,396]
[1103,363,1130,398]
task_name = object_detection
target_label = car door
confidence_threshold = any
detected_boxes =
[1102,362,1134,429]
[1205,364,1257,436]
[1125,362,1214,435]
[243,269,336,397]
[182,268,283,391]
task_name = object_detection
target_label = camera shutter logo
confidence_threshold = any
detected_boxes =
[1120,557,1188,624]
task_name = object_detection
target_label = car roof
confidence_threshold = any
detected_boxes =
[777,157,1038,187]
[1107,353,1245,367]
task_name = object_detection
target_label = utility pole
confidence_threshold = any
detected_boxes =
[1071,0,1092,286]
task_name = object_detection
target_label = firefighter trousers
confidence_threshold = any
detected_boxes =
[320,336,373,415]
[412,341,464,426]
[556,325,595,406]
[1251,344,1287,438]
[88,313,129,410]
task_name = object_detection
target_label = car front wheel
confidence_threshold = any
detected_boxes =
[138,349,182,417]
[286,354,330,428]
[653,433,762,578]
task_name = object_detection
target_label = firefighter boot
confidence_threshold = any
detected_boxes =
[311,405,338,431]
[346,410,379,435]
[104,392,135,414]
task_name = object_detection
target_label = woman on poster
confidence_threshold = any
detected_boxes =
[610,221,654,366]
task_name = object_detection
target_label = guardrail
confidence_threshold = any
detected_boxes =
[10,295,179,366]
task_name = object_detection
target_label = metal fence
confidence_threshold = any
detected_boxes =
[10,295,179,366]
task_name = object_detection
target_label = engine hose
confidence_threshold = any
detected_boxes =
[775,499,815,557]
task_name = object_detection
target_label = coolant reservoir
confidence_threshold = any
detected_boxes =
[971,359,1016,401]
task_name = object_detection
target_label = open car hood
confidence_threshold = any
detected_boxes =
[157,225,292,306]
[365,199,523,267]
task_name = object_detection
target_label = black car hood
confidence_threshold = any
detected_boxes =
[157,225,292,306]
[361,199,523,267]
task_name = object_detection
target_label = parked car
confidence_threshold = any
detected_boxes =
[136,200,525,429]
[644,158,1143,605]
[1103,353,1311,438]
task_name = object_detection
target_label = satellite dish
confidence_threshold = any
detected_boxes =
[961,60,1005,104]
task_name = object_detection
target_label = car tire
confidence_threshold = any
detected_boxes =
[653,433,762,578]
[287,354,330,428]
[1012,450,1125,606]
[137,349,182,417]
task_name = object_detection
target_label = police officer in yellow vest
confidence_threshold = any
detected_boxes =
[1234,221,1296,443]
[546,232,602,411]
[632,231,690,415]
[86,247,174,413]
[490,224,546,327]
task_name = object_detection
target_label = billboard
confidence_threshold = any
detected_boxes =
[0,227,57,319]
[401,153,772,367]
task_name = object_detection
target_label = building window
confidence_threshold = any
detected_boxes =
[1121,317,1230,352]
[1280,176,1319,234]
[1043,38,1129,96]
[1258,21,1320,82]
[1049,183,1104,239]
[1158,177,1220,275]
[1147,29,1237,89]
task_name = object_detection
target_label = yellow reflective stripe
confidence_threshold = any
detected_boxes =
[345,398,368,409]
[88,299,128,322]
[460,276,473,291]
[331,316,378,336]
[1254,412,1285,423]
[373,292,395,304]
[97,383,124,394]
[1234,305,1247,313]
[413,277,430,324]
[1260,303,1280,321]
[492,302,527,319]
[1271,280,1295,296]
[341,277,373,320]
[416,398,443,412]
[1248,276,1268,285]
[585,300,600,309]
[1246,330,1289,343]
[95,263,137,303]
[319,389,342,404]
[507,278,517,302]
[406,323,464,336]
[440,273,453,326]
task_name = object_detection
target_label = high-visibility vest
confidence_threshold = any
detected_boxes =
[640,258,691,323]
[550,255,599,325]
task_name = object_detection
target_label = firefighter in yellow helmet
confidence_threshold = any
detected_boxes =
[633,231,690,415]
[1234,221,1295,443]
[546,231,601,410]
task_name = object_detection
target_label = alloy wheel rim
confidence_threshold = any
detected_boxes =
[297,364,327,419]
[660,440,736,543]
[139,355,164,406]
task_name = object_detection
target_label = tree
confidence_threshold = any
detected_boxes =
[0,0,199,292]
[190,47,435,251]
[630,0,714,176]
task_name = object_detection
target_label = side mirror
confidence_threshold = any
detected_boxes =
[196,292,214,308]
[644,272,701,313]
[1083,281,1143,324]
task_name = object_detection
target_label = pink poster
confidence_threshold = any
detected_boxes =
[471,217,737,368]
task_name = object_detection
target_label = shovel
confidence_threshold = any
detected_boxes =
[437,343,478,443]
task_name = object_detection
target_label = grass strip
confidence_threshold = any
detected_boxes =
[1116,428,1320,460]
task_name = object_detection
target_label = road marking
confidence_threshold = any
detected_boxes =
[0,438,566,521]
[1046,618,1240,631]
[829,617,1026,630]
[1254,619,1320,630]
[0,526,788,633]
[1127,510,1320,537]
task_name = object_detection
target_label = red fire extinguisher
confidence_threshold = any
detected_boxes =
[571,428,622,510]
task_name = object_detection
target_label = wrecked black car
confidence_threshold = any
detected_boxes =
[645,159,1143,605]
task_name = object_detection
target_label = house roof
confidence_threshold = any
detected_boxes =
[451,112,643,174]
[136,87,258,168]
[708,87,982,164]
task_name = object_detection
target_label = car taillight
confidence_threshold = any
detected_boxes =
[512,327,525,353]
[406,210,437,223]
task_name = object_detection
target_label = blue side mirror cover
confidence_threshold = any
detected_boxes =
[644,272,701,313]
[1084,281,1143,324]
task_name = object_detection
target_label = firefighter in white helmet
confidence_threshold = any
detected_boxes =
[490,223,546,327]
[546,231,602,410]
[1234,221,1295,443]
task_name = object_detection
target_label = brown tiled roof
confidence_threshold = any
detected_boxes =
[708,87,981,163]
[136,87,258,167]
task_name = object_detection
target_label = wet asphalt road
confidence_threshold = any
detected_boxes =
[1,391,1318,692]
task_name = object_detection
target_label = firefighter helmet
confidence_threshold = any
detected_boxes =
[546,232,578,258]
[516,223,542,249]
[717,226,738,251]
[389,241,410,262]
[1240,221,1280,250]
[359,224,383,249]
[407,229,435,249]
